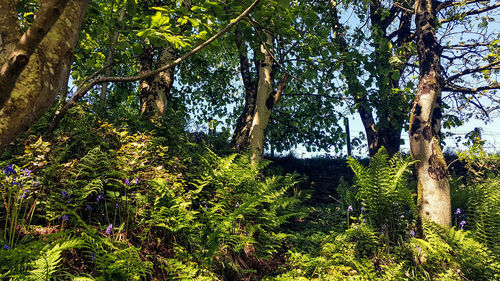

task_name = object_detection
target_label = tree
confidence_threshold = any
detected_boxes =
[0,0,90,148]
[411,0,500,227]
[45,0,260,134]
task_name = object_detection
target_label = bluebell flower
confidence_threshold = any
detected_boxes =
[86,205,93,211]
[3,165,16,176]
[61,190,69,199]
[347,205,353,212]
[90,253,95,260]
[115,203,119,209]
[455,208,461,215]
[3,244,10,250]
[235,202,240,208]
[21,168,31,177]
[96,194,104,202]
[394,202,399,206]
[105,224,113,235]
[32,181,40,187]
[459,220,466,229]
[62,215,69,221]
[409,230,415,237]
[361,206,365,213]
[19,190,27,199]
[124,178,130,186]
[134,177,139,185]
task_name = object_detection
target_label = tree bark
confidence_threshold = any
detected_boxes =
[248,31,274,163]
[410,0,451,227]
[232,28,258,149]
[99,6,126,102]
[0,0,89,148]
[331,0,411,157]
[139,46,176,121]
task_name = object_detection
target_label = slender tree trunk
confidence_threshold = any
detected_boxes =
[0,0,89,148]
[410,0,451,227]
[100,6,126,102]
[232,28,258,149]
[248,31,274,163]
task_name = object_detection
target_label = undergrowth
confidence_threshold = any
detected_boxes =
[0,108,498,280]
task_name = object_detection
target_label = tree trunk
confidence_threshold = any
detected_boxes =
[410,0,451,227]
[248,31,274,163]
[100,6,126,102]
[139,46,176,121]
[0,0,89,148]
[232,28,257,150]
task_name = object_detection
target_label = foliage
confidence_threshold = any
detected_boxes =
[347,147,417,241]
[0,118,305,279]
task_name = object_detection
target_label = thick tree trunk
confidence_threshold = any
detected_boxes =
[248,32,274,163]
[139,46,176,121]
[0,0,89,148]
[410,0,451,227]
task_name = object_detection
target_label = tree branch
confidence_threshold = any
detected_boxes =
[440,1,500,23]
[0,0,70,110]
[46,0,261,134]
[442,84,500,92]
[445,60,500,83]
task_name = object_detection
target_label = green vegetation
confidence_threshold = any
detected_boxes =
[0,110,498,280]
[0,0,499,280]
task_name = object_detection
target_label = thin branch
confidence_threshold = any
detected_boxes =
[443,84,500,92]
[445,60,500,83]
[440,1,500,23]
[46,0,261,134]
[0,0,70,110]
[437,0,487,12]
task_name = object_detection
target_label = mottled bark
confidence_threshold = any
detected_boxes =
[139,46,176,120]
[249,31,274,163]
[0,0,89,148]
[0,0,70,110]
[232,28,257,149]
[410,0,451,227]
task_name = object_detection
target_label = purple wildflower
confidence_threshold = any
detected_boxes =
[19,190,27,199]
[459,220,466,229]
[409,230,415,237]
[134,177,139,185]
[61,190,69,199]
[90,253,95,260]
[235,202,240,208]
[361,206,365,213]
[21,168,31,177]
[115,203,119,209]
[124,178,130,186]
[394,202,399,206]
[3,165,15,176]
[86,205,93,211]
[96,194,104,202]
[32,181,40,187]
[62,215,69,221]
[455,208,462,215]
[105,224,113,235]
[3,244,10,250]
[347,205,353,212]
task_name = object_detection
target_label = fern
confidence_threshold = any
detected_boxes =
[28,238,84,280]
[348,147,416,240]
[466,177,500,255]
